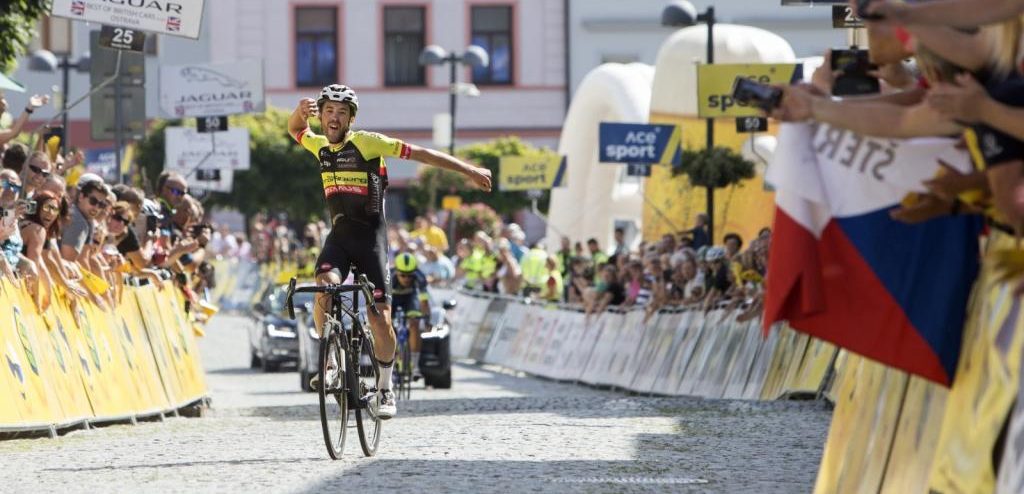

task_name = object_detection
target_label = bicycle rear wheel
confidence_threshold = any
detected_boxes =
[319,330,348,460]
[355,329,382,457]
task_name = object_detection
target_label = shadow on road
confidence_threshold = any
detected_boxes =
[42,456,326,472]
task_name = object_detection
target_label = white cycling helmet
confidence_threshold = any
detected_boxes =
[317,84,359,114]
[705,246,727,262]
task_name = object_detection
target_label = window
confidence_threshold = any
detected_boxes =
[384,6,426,86]
[470,6,513,85]
[295,7,338,87]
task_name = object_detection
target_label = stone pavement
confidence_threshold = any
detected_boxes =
[0,314,832,493]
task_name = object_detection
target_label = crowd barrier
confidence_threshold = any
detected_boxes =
[432,230,1024,494]
[0,275,208,437]
[432,288,837,403]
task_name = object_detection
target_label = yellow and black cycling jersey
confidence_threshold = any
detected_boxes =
[294,128,412,225]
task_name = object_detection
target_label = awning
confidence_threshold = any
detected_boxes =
[0,72,26,93]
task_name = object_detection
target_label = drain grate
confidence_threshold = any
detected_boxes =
[550,476,709,485]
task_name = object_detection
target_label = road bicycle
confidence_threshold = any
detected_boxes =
[391,307,413,401]
[286,274,382,459]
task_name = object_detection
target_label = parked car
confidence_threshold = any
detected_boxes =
[249,284,314,372]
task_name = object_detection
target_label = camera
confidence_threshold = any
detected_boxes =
[731,77,784,113]
[17,199,36,215]
[831,48,880,96]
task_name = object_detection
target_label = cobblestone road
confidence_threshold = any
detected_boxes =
[0,314,832,493]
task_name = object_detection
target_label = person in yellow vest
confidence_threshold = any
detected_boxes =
[540,255,564,302]
[410,215,449,252]
[460,231,497,291]
[586,237,609,266]
[519,243,549,297]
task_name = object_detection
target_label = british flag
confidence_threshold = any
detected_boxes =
[71,0,86,15]
[166,16,181,32]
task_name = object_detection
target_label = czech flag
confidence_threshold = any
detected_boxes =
[763,123,982,385]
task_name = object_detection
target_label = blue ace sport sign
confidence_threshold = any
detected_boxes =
[598,123,682,166]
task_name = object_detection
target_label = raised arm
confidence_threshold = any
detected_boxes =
[288,98,318,141]
[407,145,492,191]
[0,95,48,147]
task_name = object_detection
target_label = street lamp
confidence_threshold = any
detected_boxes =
[419,44,489,157]
[29,49,91,153]
[662,1,717,245]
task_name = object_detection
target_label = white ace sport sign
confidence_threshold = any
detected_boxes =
[160,60,266,118]
[51,0,205,40]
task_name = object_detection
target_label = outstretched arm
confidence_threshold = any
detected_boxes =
[867,0,1024,28]
[408,145,492,191]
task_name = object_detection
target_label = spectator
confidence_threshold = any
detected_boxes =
[565,257,591,304]
[2,143,28,174]
[495,238,523,295]
[410,215,449,252]
[519,242,550,296]
[724,233,743,259]
[0,169,29,277]
[540,255,563,303]
[156,171,188,230]
[554,236,572,276]
[611,227,628,259]
[107,201,149,270]
[689,213,711,250]
[586,237,609,267]
[587,264,626,316]
[703,247,734,311]
[420,245,455,284]
[22,151,52,198]
[0,94,48,148]
[503,223,526,261]
[61,180,109,262]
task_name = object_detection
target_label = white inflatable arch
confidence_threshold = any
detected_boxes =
[545,62,655,250]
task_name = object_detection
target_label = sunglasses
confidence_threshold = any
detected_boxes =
[28,164,51,178]
[40,203,59,214]
[87,196,110,208]
[111,213,130,224]
[396,272,413,278]
[1,180,21,194]
[167,186,187,197]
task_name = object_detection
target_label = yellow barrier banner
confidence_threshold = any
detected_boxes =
[880,376,947,493]
[1,279,64,426]
[814,355,909,494]
[498,155,566,191]
[928,231,1024,493]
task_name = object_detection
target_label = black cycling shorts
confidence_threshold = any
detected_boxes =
[315,221,391,304]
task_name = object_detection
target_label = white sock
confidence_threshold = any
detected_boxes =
[411,352,420,372]
[378,360,394,391]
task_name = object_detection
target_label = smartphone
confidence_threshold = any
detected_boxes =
[731,77,784,113]
[856,0,884,20]
[146,214,158,233]
[831,48,880,96]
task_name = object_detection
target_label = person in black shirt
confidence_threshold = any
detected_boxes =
[106,201,148,270]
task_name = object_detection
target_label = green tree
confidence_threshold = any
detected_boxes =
[451,203,501,243]
[134,108,326,222]
[406,136,555,217]
[0,1,52,74]
[672,146,756,189]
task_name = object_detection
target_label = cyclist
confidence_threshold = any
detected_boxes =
[391,252,431,378]
[288,84,491,419]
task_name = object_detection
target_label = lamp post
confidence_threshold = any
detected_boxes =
[29,50,92,154]
[419,44,489,157]
[419,45,488,253]
[662,1,716,244]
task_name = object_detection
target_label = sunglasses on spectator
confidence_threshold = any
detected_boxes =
[166,185,187,196]
[40,204,59,214]
[28,164,50,178]
[1,180,21,194]
[87,196,109,208]
[111,213,130,224]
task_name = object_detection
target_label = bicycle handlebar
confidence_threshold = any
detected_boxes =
[285,274,380,321]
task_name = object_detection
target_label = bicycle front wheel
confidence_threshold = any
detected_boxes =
[396,337,412,401]
[356,332,382,457]
[319,331,348,460]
